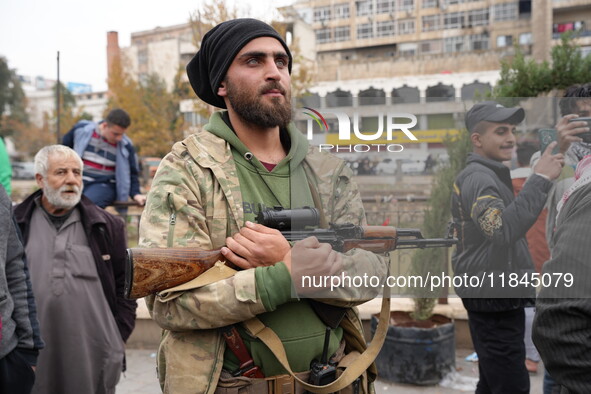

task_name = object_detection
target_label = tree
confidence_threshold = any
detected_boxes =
[271,21,315,99]
[11,114,56,159]
[0,57,29,137]
[493,32,591,99]
[52,82,85,141]
[107,55,187,157]
[187,0,240,119]
[188,0,315,112]
[411,130,472,320]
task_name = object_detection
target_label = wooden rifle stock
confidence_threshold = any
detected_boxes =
[124,248,227,299]
[124,225,457,299]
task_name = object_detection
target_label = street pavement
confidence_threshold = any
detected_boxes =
[117,347,544,393]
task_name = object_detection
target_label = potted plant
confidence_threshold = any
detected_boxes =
[372,129,472,385]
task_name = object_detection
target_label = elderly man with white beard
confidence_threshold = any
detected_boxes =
[13,145,137,394]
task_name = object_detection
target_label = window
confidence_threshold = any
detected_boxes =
[392,85,420,103]
[335,3,350,19]
[493,2,518,22]
[426,84,454,102]
[461,81,492,100]
[399,42,418,56]
[444,12,463,29]
[316,28,332,43]
[444,35,465,52]
[467,8,489,27]
[138,49,148,65]
[420,40,442,54]
[519,32,532,45]
[313,6,332,22]
[398,19,415,34]
[326,89,353,107]
[422,0,438,8]
[470,33,489,50]
[356,0,373,16]
[377,0,396,14]
[496,35,513,47]
[359,88,386,105]
[139,73,149,86]
[334,26,351,42]
[184,112,206,126]
[398,0,414,11]
[377,20,396,37]
[357,23,374,39]
[553,21,586,34]
[422,14,440,31]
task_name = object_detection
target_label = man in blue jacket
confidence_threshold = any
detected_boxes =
[62,108,146,208]
[451,101,564,393]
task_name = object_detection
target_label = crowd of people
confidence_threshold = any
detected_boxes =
[0,17,590,394]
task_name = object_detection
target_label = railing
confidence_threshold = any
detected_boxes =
[111,201,144,247]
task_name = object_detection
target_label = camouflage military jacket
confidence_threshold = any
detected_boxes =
[139,117,385,393]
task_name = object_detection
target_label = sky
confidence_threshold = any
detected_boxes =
[0,0,291,93]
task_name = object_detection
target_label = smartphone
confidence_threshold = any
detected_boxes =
[567,117,591,143]
[538,128,559,155]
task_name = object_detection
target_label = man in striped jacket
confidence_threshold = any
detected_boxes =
[62,108,146,208]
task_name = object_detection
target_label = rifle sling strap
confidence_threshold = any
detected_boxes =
[242,289,391,394]
[155,240,391,392]
[157,262,237,301]
[307,177,329,229]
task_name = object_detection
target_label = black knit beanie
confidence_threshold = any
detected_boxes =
[186,18,293,109]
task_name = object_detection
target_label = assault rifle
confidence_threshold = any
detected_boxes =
[124,207,457,299]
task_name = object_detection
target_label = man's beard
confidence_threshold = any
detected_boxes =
[226,79,292,129]
[43,183,82,210]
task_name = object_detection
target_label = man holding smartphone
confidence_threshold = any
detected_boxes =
[532,83,591,248]
[531,83,591,393]
[533,83,591,393]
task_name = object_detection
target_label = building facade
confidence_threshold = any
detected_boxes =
[111,1,591,161]
[22,77,107,128]
[108,24,196,92]
[282,0,591,158]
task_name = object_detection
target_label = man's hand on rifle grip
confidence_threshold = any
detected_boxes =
[290,237,343,295]
[221,221,291,269]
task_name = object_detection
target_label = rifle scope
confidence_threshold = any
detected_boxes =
[256,206,320,230]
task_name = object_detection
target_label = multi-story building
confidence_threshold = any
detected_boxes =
[109,1,591,161]
[108,24,196,92]
[282,0,591,159]
[21,76,107,128]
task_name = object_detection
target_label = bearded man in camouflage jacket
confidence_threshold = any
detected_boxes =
[139,19,388,394]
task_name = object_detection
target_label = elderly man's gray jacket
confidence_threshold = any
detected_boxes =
[0,186,43,365]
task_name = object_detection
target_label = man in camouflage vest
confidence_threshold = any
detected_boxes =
[139,18,388,394]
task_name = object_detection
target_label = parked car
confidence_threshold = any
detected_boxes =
[375,158,397,175]
[375,158,426,175]
[401,159,425,174]
[12,162,36,179]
